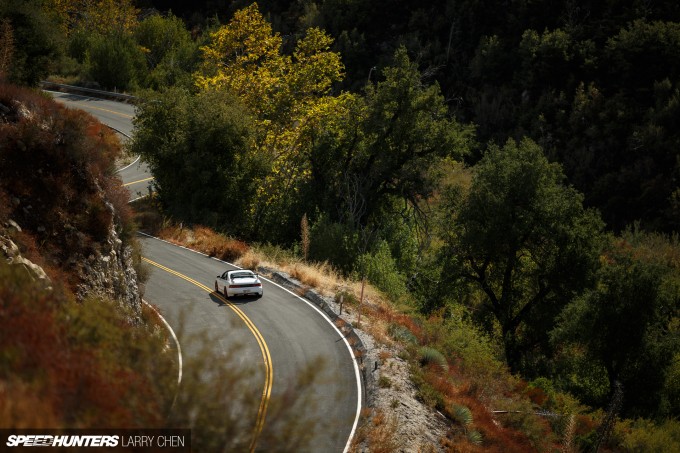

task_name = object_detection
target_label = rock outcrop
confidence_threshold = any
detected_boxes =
[1,84,141,316]
[1,216,141,316]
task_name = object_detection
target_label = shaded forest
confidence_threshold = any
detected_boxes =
[145,0,680,233]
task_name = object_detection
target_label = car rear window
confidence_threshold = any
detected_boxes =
[232,272,254,279]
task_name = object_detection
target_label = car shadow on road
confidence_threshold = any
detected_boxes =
[209,292,259,307]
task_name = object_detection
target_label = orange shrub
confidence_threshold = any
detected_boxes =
[0,262,168,428]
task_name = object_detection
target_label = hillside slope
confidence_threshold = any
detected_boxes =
[0,83,173,428]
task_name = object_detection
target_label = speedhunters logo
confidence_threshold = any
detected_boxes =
[0,430,190,452]
[6,435,119,447]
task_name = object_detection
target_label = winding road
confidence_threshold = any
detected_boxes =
[50,91,362,452]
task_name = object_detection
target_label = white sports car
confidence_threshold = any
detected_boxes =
[215,270,263,298]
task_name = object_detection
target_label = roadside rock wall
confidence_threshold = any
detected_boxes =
[1,214,141,316]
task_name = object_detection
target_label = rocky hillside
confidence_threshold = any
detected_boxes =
[0,83,174,428]
[0,83,140,311]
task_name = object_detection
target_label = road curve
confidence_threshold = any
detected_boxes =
[52,91,361,451]
[47,91,153,198]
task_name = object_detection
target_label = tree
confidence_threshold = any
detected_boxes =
[0,0,64,86]
[194,2,348,241]
[0,19,14,81]
[552,231,680,417]
[135,13,199,89]
[308,47,474,230]
[86,32,146,90]
[55,0,139,37]
[130,87,263,235]
[441,137,604,373]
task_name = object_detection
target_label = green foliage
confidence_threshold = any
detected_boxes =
[451,404,473,426]
[604,20,680,97]
[130,86,264,236]
[411,366,445,411]
[86,32,146,90]
[0,0,64,86]
[192,4,352,242]
[467,429,483,445]
[387,323,418,345]
[519,28,596,86]
[495,397,555,450]
[550,344,611,409]
[272,0,680,232]
[440,137,604,373]
[417,346,448,372]
[613,418,680,452]
[449,404,483,446]
[356,240,407,301]
[307,214,358,273]
[135,13,191,70]
[308,46,474,232]
[376,207,421,278]
[434,308,507,384]
[135,13,199,89]
[662,353,680,415]
[378,375,392,389]
[523,377,598,447]
[552,232,680,418]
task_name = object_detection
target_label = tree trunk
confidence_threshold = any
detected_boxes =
[502,323,522,374]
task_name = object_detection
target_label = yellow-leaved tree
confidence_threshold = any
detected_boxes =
[44,0,139,36]
[195,3,354,238]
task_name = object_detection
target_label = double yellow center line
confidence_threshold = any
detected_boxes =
[142,257,273,452]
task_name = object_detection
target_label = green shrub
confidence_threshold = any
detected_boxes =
[378,375,392,388]
[387,323,418,344]
[356,240,407,301]
[467,430,483,445]
[418,346,449,372]
[614,418,680,452]
[451,404,473,426]
[430,308,507,384]
[412,368,445,410]
[335,289,358,306]
[661,352,680,416]
[493,397,555,450]
[86,32,146,91]
[308,215,358,273]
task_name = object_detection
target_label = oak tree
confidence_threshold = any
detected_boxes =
[441,138,603,373]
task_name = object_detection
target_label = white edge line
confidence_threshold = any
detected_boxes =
[128,194,149,203]
[136,231,362,452]
[142,299,182,387]
[47,89,137,172]
[46,89,133,141]
[117,155,141,173]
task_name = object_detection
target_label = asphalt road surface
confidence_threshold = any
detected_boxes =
[47,91,152,199]
[51,91,361,452]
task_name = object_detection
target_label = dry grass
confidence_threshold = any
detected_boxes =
[350,409,401,453]
[158,225,249,262]
[287,261,342,295]
[237,249,262,270]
